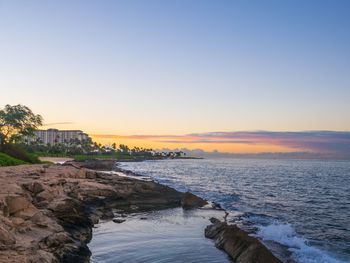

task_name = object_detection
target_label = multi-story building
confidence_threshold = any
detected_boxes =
[29,129,90,145]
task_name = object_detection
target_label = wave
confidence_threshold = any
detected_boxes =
[256,223,347,263]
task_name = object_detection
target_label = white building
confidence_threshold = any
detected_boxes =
[30,129,90,145]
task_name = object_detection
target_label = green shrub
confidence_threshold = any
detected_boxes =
[2,144,40,164]
[0,152,27,166]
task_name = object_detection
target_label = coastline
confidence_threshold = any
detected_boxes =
[0,159,281,263]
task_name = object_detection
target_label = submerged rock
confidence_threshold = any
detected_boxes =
[113,218,126,224]
[205,218,282,263]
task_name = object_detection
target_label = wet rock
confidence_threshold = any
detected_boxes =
[212,202,224,210]
[205,218,282,263]
[181,192,208,209]
[113,218,126,224]
[100,209,114,219]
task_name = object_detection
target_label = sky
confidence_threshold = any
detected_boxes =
[0,0,350,157]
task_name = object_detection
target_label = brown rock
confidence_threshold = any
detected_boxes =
[27,249,58,263]
[85,171,96,179]
[31,212,49,228]
[181,192,208,209]
[22,181,45,194]
[11,217,25,227]
[14,206,39,220]
[4,196,32,216]
[205,218,281,263]
[0,226,15,246]
[74,169,87,179]
[44,232,72,248]
[36,190,55,203]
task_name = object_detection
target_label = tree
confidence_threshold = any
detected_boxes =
[0,104,43,149]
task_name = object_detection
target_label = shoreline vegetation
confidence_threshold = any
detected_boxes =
[0,104,201,168]
[0,158,282,263]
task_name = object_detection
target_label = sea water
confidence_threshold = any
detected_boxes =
[118,158,350,263]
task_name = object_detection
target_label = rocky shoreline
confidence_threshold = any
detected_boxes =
[0,160,282,263]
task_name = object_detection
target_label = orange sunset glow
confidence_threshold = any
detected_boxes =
[91,134,305,153]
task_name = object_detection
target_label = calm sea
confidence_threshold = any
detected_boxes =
[119,158,350,263]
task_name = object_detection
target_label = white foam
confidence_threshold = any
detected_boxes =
[256,223,348,263]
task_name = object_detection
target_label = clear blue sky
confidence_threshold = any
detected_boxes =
[1,0,349,139]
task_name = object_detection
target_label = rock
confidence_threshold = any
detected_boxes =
[212,202,224,210]
[11,217,25,227]
[113,218,126,224]
[0,226,15,246]
[36,190,55,203]
[14,206,39,220]
[4,196,32,216]
[75,169,87,179]
[101,209,114,219]
[85,171,96,179]
[31,212,49,228]
[181,192,208,209]
[44,232,72,248]
[27,249,58,263]
[79,159,116,171]
[22,182,45,194]
[130,205,138,210]
[205,218,282,263]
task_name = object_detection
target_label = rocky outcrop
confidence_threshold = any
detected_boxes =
[181,192,208,209]
[0,164,185,263]
[66,159,117,171]
[205,218,282,263]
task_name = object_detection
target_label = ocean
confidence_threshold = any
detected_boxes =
[117,158,350,263]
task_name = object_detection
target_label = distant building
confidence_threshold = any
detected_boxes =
[28,129,90,145]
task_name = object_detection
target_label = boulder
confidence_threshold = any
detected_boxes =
[14,206,39,220]
[181,192,208,209]
[205,218,281,263]
[4,196,32,216]
[31,212,49,228]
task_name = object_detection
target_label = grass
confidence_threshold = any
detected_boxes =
[0,152,27,166]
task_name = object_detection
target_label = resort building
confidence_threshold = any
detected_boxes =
[29,129,90,145]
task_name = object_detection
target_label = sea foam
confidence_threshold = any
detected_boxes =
[257,223,347,263]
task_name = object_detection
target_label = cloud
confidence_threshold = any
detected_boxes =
[91,131,350,159]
